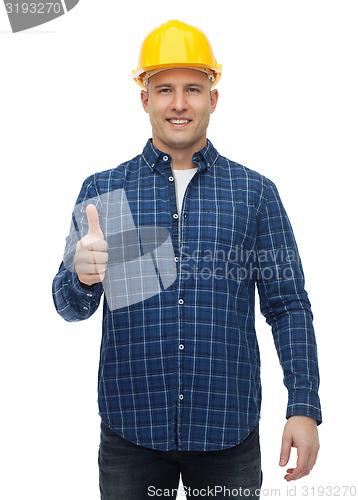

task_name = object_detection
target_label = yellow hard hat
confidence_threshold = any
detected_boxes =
[132,20,222,90]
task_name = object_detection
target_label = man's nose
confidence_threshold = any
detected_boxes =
[171,91,188,111]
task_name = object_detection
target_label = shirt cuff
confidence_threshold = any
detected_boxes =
[286,389,322,425]
[69,272,103,297]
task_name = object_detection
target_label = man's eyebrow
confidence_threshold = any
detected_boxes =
[186,83,205,88]
[153,83,174,89]
[153,83,206,89]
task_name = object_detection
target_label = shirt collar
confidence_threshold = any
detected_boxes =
[142,138,220,173]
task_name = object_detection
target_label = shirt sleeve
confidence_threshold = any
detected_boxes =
[52,176,104,322]
[255,177,322,425]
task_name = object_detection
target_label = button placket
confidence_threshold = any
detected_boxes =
[162,158,183,446]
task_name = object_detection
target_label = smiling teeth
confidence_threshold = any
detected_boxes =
[169,119,189,124]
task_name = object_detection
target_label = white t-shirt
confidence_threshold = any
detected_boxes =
[171,167,198,216]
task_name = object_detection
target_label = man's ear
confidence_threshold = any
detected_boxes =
[210,89,219,114]
[141,90,149,113]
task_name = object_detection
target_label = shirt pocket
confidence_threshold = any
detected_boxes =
[201,202,256,256]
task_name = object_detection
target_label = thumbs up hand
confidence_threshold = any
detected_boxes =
[74,204,109,287]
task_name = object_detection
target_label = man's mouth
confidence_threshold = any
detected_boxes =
[167,119,191,125]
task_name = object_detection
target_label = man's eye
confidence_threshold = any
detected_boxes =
[188,88,200,92]
[158,88,171,93]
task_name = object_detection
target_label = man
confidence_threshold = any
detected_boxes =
[53,20,322,499]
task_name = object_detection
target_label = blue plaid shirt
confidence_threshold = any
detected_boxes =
[52,138,322,451]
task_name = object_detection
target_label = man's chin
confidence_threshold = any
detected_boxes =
[152,129,206,153]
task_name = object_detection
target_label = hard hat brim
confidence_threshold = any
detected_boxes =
[132,63,222,90]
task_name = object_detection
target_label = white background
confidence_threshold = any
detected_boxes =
[1,1,357,498]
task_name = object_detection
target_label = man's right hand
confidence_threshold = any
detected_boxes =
[74,204,109,287]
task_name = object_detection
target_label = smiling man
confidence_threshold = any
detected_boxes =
[53,20,322,499]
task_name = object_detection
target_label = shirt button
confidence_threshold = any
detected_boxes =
[168,176,174,182]
[86,293,92,297]
[174,256,179,262]
[173,213,179,219]
[179,344,184,350]
[179,394,184,400]
[178,298,184,305]
[163,155,169,161]
[83,306,88,311]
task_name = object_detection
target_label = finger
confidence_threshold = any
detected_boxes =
[91,251,102,276]
[307,445,319,474]
[89,239,108,252]
[89,246,107,275]
[89,250,109,265]
[74,245,108,264]
[78,237,108,253]
[279,433,292,467]
[86,204,104,239]
[75,262,107,275]
[285,446,310,481]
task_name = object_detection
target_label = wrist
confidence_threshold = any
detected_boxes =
[288,415,318,426]
[78,279,94,290]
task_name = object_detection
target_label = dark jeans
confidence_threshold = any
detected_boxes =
[98,421,263,499]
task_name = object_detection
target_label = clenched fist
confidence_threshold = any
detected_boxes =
[74,204,109,287]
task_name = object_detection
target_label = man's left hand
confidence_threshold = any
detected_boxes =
[279,415,320,481]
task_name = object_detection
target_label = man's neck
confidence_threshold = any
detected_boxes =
[171,154,198,170]
[152,135,206,170]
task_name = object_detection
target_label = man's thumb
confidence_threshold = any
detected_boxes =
[86,204,104,238]
[279,434,292,466]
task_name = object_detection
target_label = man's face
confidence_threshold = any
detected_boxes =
[140,68,218,154]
